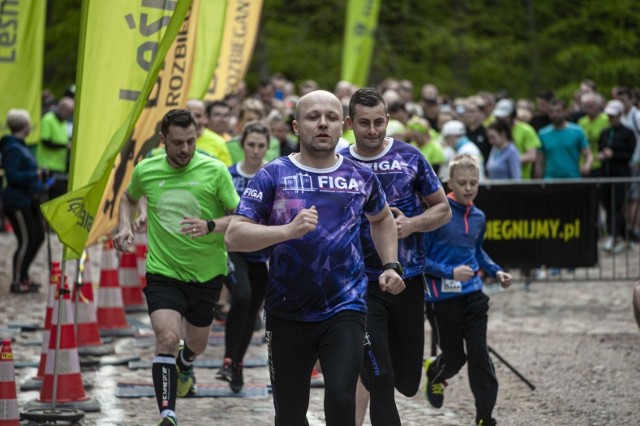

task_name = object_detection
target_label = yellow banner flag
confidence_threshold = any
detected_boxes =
[204,0,263,101]
[341,0,381,87]
[0,0,45,146]
[188,0,228,100]
[41,0,193,259]
[86,0,200,247]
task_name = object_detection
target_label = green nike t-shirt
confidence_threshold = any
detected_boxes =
[128,152,239,282]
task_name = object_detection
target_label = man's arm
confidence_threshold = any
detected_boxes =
[113,191,140,252]
[390,187,451,238]
[225,206,318,252]
[367,205,405,294]
[534,150,545,178]
[580,146,593,175]
[520,147,538,165]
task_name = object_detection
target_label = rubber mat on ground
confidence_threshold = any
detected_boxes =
[116,382,270,398]
[127,356,268,370]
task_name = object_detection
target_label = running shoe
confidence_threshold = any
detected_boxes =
[156,415,178,426]
[424,357,447,408]
[477,418,496,426]
[176,365,196,397]
[230,361,244,393]
[10,280,39,294]
[216,357,232,382]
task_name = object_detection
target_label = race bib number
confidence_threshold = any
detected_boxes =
[442,279,462,293]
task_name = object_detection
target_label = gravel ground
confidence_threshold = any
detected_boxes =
[1,233,639,425]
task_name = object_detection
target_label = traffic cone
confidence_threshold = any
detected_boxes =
[119,251,146,312]
[135,232,148,290]
[32,278,100,412]
[96,240,135,337]
[74,257,114,356]
[20,262,61,392]
[0,339,19,426]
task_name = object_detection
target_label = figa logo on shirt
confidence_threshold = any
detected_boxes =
[243,187,263,201]
[367,160,403,172]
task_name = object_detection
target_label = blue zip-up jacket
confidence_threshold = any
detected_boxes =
[424,193,502,302]
[0,134,44,211]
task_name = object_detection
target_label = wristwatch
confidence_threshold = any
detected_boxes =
[206,220,216,234]
[382,262,403,276]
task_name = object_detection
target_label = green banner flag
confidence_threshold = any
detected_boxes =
[0,0,45,146]
[340,0,381,87]
[188,0,227,100]
[41,0,193,260]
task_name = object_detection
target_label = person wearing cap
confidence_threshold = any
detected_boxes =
[493,98,541,180]
[440,119,485,181]
[406,116,445,175]
[578,92,609,177]
[535,99,592,179]
[598,99,636,253]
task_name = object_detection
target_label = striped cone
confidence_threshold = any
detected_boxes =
[74,259,114,356]
[38,261,61,379]
[119,251,146,312]
[135,232,148,290]
[20,262,61,392]
[24,278,100,413]
[96,240,135,337]
[0,339,19,426]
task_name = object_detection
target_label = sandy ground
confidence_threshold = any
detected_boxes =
[1,232,639,425]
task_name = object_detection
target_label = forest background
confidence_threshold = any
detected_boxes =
[44,0,640,102]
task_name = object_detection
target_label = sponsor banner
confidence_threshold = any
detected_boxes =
[475,182,598,268]
[188,0,227,100]
[203,0,263,101]
[340,0,381,87]
[41,0,193,259]
[87,0,200,247]
[0,0,45,146]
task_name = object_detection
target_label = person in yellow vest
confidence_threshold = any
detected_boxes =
[37,96,73,199]
[185,99,232,167]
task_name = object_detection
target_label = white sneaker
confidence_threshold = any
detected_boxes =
[602,237,614,251]
[613,241,629,254]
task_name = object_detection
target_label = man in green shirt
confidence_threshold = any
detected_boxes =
[114,109,239,426]
[37,97,74,198]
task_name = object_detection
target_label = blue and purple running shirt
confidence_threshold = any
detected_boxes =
[228,163,269,263]
[340,138,442,280]
[234,154,387,322]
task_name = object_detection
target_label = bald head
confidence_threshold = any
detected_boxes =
[295,90,343,121]
[186,99,206,136]
[57,97,74,120]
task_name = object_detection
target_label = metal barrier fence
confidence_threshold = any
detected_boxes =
[477,177,640,282]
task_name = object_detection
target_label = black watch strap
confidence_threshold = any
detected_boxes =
[382,262,403,276]
[206,220,216,234]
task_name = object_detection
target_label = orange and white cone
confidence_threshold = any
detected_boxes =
[20,262,61,392]
[96,240,135,337]
[74,257,114,356]
[119,251,146,312]
[0,339,19,426]
[135,232,148,290]
[24,278,100,412]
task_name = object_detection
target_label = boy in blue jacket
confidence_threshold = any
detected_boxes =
[423,153,512,426]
